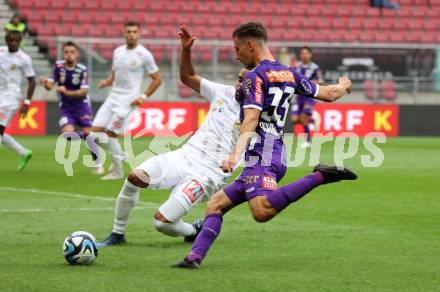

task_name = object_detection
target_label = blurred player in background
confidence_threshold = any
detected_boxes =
[91,21,162,180]
[0,31,35,171]
[40,41,102,174]
[100,26,244,246]
[174,22,356,269]
[291,46,324,148]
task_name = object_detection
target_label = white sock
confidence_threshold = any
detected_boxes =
[153,218,195,237]
[108,137,123,172]
[2,134,27,156]
[112,179,140,234]
[154,197,195,237]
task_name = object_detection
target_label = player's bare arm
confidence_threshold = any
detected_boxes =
[20,76,35,118]
[98,70,115,89]
[179,26,202,93]
[315,76,352,102]
[221,108,260,173]
[132,71,162,106]
[57,86,88,98]
[40,76,55,90]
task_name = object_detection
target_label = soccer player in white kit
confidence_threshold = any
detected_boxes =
[0,31,35,171]
[91,21,162,179]
[100,26,247,246]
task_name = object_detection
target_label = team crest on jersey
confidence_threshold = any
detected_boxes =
[130,60,137,68]
[72,73,80,85]
[212,99,225,112]
[183,180,205,203]
[262,175,277,190]
[9,64,17,70]
[265,70,295,83]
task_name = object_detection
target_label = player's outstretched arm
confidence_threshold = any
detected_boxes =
[315,76,352,102]
[179,26,202,93]
[57,86,88,98]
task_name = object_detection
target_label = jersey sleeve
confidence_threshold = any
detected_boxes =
[242,71,265,111]
[48,64,58,84]
[200,78,234,103]
[144,50,159,74]
[80,68,89,89]
[22,55,35,78]
[293,69,319,98]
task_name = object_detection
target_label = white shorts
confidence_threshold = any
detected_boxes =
[0,101,19,128]
[92,99,132,135]
[136,149,226,215]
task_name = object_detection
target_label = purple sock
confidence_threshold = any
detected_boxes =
[304,124,311,142]
[266,172,324,212]
[186,213,223,262]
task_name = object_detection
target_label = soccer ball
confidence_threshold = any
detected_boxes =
[63,231,99,265]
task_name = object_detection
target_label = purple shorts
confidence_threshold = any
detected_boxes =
[59,103,93,128]
[291,95,316,116]
[224,162,287,205]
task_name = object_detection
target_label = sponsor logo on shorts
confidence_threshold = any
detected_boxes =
[262,175,277,190]
[244,175,259,185]
[183,179,205,203]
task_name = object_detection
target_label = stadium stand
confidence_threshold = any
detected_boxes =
[8,0,440,62]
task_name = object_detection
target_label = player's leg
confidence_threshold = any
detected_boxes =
[153,178,209,240]
[248,164,358,222]
[89,101,114,174]
[101,152,183,246]
[100,111,128,180]
[299,101,315,148]
[173,179,246,269]
[100,169,148,246]
[0,106,32,170]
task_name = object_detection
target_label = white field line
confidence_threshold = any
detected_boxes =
[0,186,160,213]
[0,206,148,213]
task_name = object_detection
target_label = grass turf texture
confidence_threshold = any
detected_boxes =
[0,136,439,291]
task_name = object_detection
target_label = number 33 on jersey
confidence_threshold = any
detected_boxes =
[241,60,319,140]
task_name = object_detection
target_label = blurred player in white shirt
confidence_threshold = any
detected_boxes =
[100,26,248,246]
[92,21,162,179]
[0,31,35,171]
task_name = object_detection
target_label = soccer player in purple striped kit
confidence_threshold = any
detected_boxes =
[173,22,357,269]
[41,41,102,173]
[291,46,324,148]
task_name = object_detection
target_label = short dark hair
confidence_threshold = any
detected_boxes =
[124,21,140,28]
[232,22,267,42]
[63,41,79,50]
[6,30,22,40]
[300,46,312,53]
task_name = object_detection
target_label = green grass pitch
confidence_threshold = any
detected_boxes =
[0,136,439,291]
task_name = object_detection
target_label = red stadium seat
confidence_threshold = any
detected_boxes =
[364,80,376,101]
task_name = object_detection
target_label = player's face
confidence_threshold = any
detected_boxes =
[125,25,139,47]
[63,46,78,65]
[234,68,249,101]
[6,35,20,52]
[300,49,312,63]
[233,37,255,68]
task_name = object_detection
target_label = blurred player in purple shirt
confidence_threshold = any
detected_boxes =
[291,46,324,148]
[41,41,102,173]
[174,22,357,269]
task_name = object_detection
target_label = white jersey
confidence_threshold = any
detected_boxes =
[181,78,241,181]
[0,46,34,106]
[107,44,158,108]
